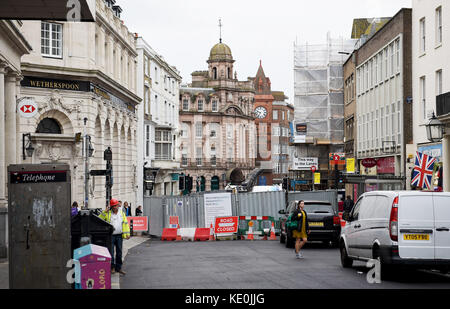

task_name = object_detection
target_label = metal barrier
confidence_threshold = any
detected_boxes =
[144,190,337,237]
[238,216,277,237]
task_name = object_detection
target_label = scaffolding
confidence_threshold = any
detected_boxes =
[294,33,357,142]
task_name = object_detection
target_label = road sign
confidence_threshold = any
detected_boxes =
[169,216,179,228]
[18,98,38,118]
[214,216,238,235]
[127,216,148,232]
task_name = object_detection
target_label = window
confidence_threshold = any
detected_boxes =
[144,87,150,114]
[195,123,203,138]
[273,110,278,120]
[198,99,204,111]
[420,18,426,53]
[390,44,394,76]
[36,118,62,134]
[436,6,442,45]
[212,100,218,112]
[154,67,159,83]
[420,76,426,120]
[395,39,400,72]
[196,147,202,166]
[145,125,150,157]
[384,48,388,79]
[228,147,233,163]
[181,153,188,166]
[41,22,62,58]
[144,56,149,77]
[211,146,216,166]
[182,98,189,111]
[155,130,172,160]
[436,70,443,96]
[227,124,233,139]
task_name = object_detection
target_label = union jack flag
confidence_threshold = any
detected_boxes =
[411,151,436,190]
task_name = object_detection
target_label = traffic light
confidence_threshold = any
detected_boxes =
[282,177,289,191]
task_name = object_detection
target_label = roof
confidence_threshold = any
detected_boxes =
[209,42,233,61]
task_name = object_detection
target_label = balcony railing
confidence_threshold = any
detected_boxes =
[436,92,450,117]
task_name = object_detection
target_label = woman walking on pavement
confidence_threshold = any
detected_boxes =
[292,200,310,259]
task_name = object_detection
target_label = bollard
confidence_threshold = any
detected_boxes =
[130,219,134,237]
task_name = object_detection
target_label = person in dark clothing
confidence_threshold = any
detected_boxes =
[135,205,143,216]
[343,196,354,213]
[291,200,310,259]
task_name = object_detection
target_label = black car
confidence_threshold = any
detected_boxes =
[279,200,341,248]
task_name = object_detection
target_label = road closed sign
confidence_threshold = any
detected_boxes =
[214,216,238,235]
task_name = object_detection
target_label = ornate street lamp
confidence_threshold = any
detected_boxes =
[426,112,444,143]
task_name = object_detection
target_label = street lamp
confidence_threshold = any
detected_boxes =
[426,112,444,143]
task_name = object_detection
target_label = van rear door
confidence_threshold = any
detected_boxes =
[398,193,435,259]
[433,193,450,260]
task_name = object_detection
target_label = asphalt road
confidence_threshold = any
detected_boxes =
[120,239,450,289]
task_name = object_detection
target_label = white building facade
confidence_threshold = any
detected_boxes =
[135,36,182,199]
[18,0,141,211]
[412,0,450,191]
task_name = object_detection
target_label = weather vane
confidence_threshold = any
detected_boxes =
[219,18,223,43]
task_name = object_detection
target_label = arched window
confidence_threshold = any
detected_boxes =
[228,67,231,79]
[36,118,62,134]
[213,67,217,79]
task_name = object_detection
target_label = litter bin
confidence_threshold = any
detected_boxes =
[71,210,114,256]
[73,244,111,289]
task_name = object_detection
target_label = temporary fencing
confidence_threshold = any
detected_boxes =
[144,190,340,239]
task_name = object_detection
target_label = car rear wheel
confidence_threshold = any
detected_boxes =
[286,232,295,248]
[340,242,353,268]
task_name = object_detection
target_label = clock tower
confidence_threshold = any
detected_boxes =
[252,61,275,183]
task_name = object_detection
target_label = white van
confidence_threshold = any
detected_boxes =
[340,191,450,274]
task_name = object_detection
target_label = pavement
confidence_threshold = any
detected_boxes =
[0,235,150,289]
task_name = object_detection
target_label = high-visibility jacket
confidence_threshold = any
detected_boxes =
[99,210,130,239]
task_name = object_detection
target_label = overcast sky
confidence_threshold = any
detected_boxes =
[120,0,411,102]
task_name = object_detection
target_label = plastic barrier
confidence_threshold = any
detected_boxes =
[238,216,276,239]
[161,228,178,241]
[194,228,211,241]
[338,212,346,227]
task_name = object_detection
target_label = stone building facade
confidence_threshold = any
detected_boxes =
[18,0,141,210]
[179,41,256,191]
[0,19,32,258]
[136,36,182,201]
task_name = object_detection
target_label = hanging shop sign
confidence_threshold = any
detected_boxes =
[361,158,377,168]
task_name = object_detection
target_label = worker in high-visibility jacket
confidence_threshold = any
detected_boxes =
[99,198,130,275]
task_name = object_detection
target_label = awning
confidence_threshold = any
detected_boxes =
[0,0,95,21]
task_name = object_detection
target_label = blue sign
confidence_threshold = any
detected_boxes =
[418,144,442,162]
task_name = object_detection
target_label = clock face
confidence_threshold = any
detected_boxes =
[254,106,267,119]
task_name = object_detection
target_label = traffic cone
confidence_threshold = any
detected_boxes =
[269,222,276,240]
[176,224,182,241]
[247,225,254,240]
[209,223,215,241]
